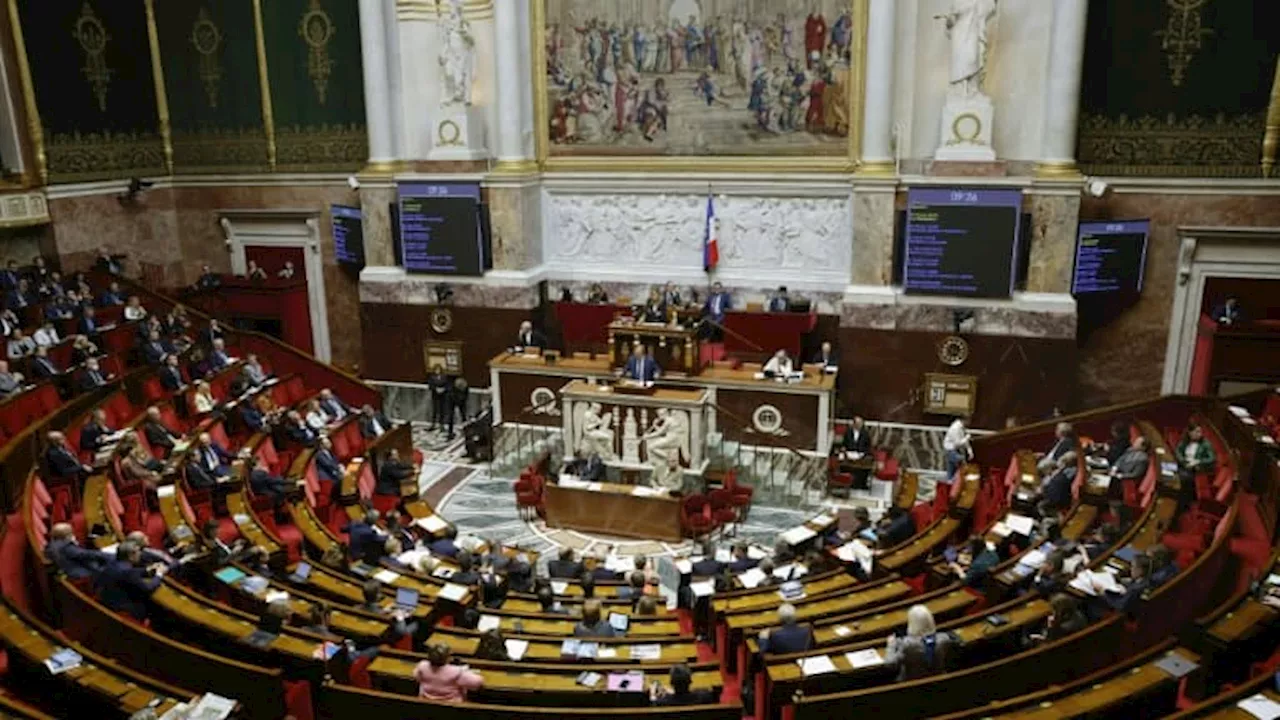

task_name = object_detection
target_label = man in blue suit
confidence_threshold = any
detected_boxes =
[757,603,814,655]
[766,286,790,313]
[624,344,661,382]
[77,305,100,337]
[341,509,382,563]
[314,436,343,484]
[429,526,461,558]
[186,432,232,489]
[0,260,19,291]
[704,281,732,324]
[45,523,110,580]
[95,542,162,620]
[727,543,758,573]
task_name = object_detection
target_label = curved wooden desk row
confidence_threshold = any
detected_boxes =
[1190,550,1280,690]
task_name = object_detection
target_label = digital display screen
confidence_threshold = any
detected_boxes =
[397,182,483,276]
[903,188,1022,298]
[330,205,364,266]
[1071,220,1150,294]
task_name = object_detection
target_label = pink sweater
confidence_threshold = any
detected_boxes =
[413,661,484,702]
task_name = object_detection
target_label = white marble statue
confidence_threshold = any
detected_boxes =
[643,408,689,480]
[621,408,641,464]
[438,0,475,106]
[580,402,615,459]
[937,0,998,97]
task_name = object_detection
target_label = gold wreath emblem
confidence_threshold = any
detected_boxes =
[437,119,462,146]
[430,307,454,334]
[949,112,982,145]
[938,335,970,367]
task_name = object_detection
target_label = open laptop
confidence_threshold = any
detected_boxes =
[394,587,419,613]
[288,562,312,584]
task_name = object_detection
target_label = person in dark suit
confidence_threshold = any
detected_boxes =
[514,321,546,350]
[1093,419,1131,466]
[28,346,59,380]
[690,542,724,577]
[77,306,101,338]
[359,404,391,440]
[1037,422,1078,476]
[318,388,349,421]
[5,278,32,311]
[141,330,169,365]
[704,281,732,325]
[581,451,605,482]
[44,431,90,480]
[1110,436,1149,485]
[239,402,267,434]
[69,336,98,366]
[45,523,109,580]
[547,547,584,580]
[946,535,1000,588]
[248,455,292,509]
[617,572,647,604]
[812,341,839,368]
[537,586,570,614]
[449,551,481,586]
[377,448,415,496]
[428,366,451,430]
[428,526,460,559]
[0,260,19,292]
[208,339,232,371]
[573,600,617,638]
[639,289,667,322]
[341,509,382,563]
[283,411,318,447]
[1036,451,1078,517]
[79,409,115,455]
[195,265,221,291]
[650,663,717,706]
[94,247,123,275]
[314,436,343,484]
[727,543,758,573]
[142,407,179,456]
[1210,296,1242,326]
[447,378,469,437]
[97,282,125,307]
[840,416,871,454]
[661,282,683,309]
[624,344,661,382]
[76,358,112,393]
[95,542,162,621]
[766,286,790,312]
[757,603,813,654]
[589,555,620,582]
[201,519,248,566]
[0,361,21,397]
[877,506,915,548]
[586,283,609,304]
[201,319,225,348]
[186,432,232,489]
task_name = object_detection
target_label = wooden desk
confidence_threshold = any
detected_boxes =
[423,627,699,664]
[607,319,700,375]
[543,480,683,542]
[728,580,916,640]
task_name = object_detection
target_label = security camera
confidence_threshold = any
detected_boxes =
[347,176,360,190]
[1084,178,1109,198]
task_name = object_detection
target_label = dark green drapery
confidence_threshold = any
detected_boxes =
[154,0,269,172]
[19,0,164,181]
[1077,0,1280,177]
[263,0,366,171]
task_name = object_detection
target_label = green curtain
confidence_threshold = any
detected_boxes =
[264,0,367,171]
[19,0,164,181]
[155,0,269,172]
[1078,0,1280,177]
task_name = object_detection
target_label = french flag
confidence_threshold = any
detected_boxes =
[703,194,720,273]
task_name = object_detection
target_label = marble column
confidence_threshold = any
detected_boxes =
[358,0,393,169]
[859,0,897,173]
[1024,185,1082,294]
[492,0,534,172]
[358,181,398,269]
[381,0,404,161]
[1035,0,1089,178]
[486,177,542,272]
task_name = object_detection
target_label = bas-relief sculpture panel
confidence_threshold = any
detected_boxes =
[544,192,852,285]
[542,0,860,157]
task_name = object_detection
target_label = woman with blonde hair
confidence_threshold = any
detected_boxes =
[884,604,959,680]
[192,380,217,414]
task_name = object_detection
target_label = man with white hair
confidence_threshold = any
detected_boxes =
[77,357,111,392]
[514,320,546,350]
[0,359,22,397]
[756,603,814,655]
[1037,422,1077,476]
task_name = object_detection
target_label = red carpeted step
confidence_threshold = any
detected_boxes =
[0,514,30,612]
[274,522,304,564]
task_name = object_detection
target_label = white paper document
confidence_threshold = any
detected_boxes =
[413,515,448,533]
[630,644,661,661]
[372,569,400,585]
[747,545,768,560]
[689,580,715,598]
[551,581,569,595]
[1020,550,1047,570]
[797,655,837,676]
[833,625,851,637]
[1005,514,1036,536]
[477,614,501,632]
[1229,405,1251,418]
[990,522,1012,537]
[845,649,884,668]
[157,484,176,498]
[811,513,836,527]
[631,485,662,497]
[780,526,817,545]
[438,583,468,602]
[674,559,693,574]
[1237,693,1280,720]
[738,567,767,589]
[605,555,636,573]
[715,548,732,563]
[504,639,529,661]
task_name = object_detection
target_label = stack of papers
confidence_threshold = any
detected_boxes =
[264,590,289,604]
[714,548,732,563]
[845,649,884,668]
[738,567,768,589]
[187,693,237,720]
[44,647,82,675]
[240,576,268,594]
[797,655,837,676]
[157,485,176,499]
[575,671,603,688]
[689,580,715,598]
[631,485,663,497]
[576,642,599,659]
[1020,549,1047,570]
[373,569,401,584]
[1237,694,1280,720]
[747,545,768,560]
[811,512,836,527]
[438,583,468,602]
[630,644,661,661]
[604,555,636,573]
[597,647,618,659]
[413,515,448,533]
[477,615,501,632]
[1005,514,1036,536]
[504,639,529,661]
[560,639,580,656]
[990,522,1012,538]
[558,477,589,489]
[1069,568,1122,596]
[780,526,818,545]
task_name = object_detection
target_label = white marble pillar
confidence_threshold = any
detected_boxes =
[358,0,393,169]
[381,0,404,161]
[1036,0,1089,177]
[492,0,533,171]
[859,0,897,173]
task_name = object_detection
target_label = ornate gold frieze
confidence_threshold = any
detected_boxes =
[191,7,224,108]
[299,0,335,105]
[171,127,270,173]
[1154,0,1212,87]
[45,130,165,182]
[1078,112,1264,177]
[73,2,112,111]
[275,124,367,171]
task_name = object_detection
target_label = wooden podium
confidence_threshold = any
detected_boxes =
[607,320,700,376]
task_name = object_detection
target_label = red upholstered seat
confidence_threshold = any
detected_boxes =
[723,469,753,522]
[681,495,713,540]
[828,472,853,498]
[515,476,543,521]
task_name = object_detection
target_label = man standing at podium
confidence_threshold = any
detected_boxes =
[767,286,790,312]
[702,281,732,341]
[515,320,546,350]
[625,344,661,382]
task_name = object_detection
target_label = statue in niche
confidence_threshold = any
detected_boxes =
[643,408,689,477]
[438,0,475,106]
[936,0,998,98]
[621,408,641,464]
[579,402,615,459]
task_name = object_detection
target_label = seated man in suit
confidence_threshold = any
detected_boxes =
[0,260,18,291]
[840,416,871,455]
[766,286,790,312]
[1109,436,1150,495]
[44,431,90,481]
[94,247,123,275]
[6,329,35,360]
[639,288,667,323]
[547,547,584,579]
[1035,451,1078,517]
[537,586,569,614]
[650,663,718,707]
[762,349,794,377]
[581,451,605,482]
[80,408,116,455]
[186,432,232,489]
[318,388,349,421]
[95,542,163,621]
[428,525,461,559]
[282,410,318,447]
[812,340,839,369]
[573,600,617,638]
[97,281,125,307]
[514,320,547,351]
[1037,422,1077,476]
[156,354,184,392]
[661,281,683,309]
[877,506,916,548]
[624,344,661,382]
[76,358,113,393]
[757,603,813,654]
[77,305,102,339]
[45,522,110,580]
[359,404,392,440]
[727,543,758,573]
[141,330,170,365]
[0,360,21,397]
[314,436,343,484]
[208,338,233,371]
[141,406,179,456]
[690,541,724,578]
[946,535,1001,588]
[1210,295,1242,326]
[28,346,59,380]
[5,278,32,312]
[242,354,268,386]
[248,454,292,509]
[341,509,382,564]
[376,448,415,497]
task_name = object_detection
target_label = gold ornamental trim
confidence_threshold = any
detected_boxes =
[6,0,45,184]
[299,0,335,105]
[1154,0,1212,87]
[144,0,173,173]
[1079,112,1265,178]
[191,7,224,108]
[251,0,277,170]
[437,119,461,146]
[1263,54,1280,178]
[73,2,111,112]
[530,0,867,174]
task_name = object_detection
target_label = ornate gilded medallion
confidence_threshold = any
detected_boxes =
[73,3,111,112]
[191,8,224,108]
[429,306,454,334]
[938,335,970,367]
[299,0,335,105]
[1155,0,1212,87]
